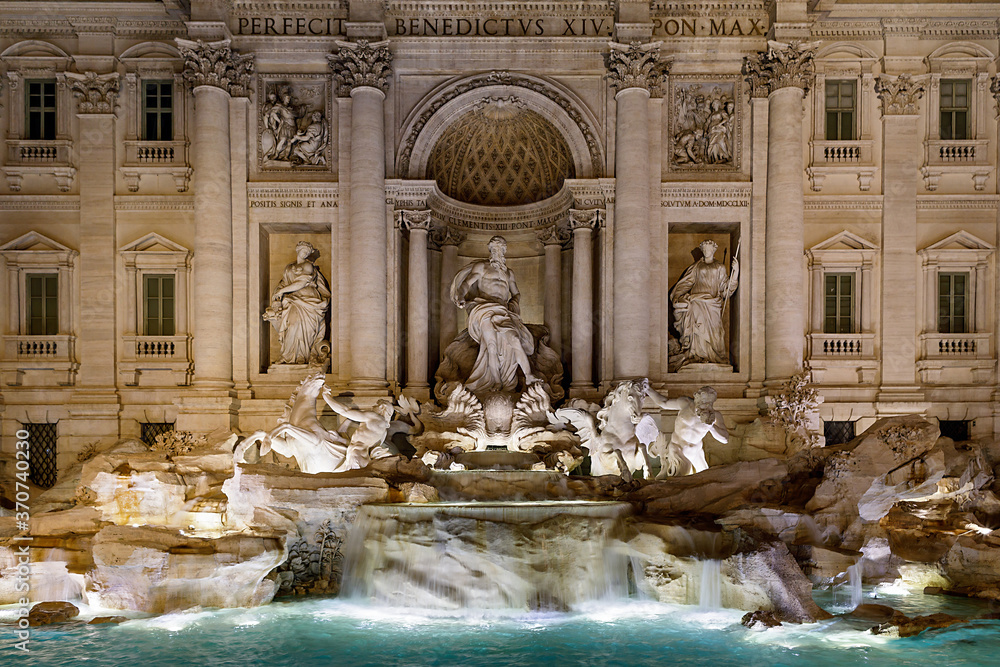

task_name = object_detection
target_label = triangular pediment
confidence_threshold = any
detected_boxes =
[0,231,75,253]
[925,231,993,252]
[119,232,189,254]
[810,230,878,252]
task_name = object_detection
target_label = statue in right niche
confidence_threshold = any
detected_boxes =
[669,240,739,370]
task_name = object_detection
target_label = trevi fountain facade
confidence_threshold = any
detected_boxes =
[1,0,1000,664]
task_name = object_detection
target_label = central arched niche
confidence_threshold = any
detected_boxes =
[426,97,576,206]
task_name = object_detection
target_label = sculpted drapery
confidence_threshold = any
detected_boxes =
[670,240,739,367]
[265,241,331,366]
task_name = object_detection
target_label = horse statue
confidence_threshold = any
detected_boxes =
[554,379,654,479]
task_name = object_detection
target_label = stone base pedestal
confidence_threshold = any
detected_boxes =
[676,363,734,375]
[174,392,240,434]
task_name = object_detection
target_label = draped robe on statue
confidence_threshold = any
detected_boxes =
[670,259,732,365]
[272,261,331,364]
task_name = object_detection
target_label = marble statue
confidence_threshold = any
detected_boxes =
[449,235,537,393]
[669,240,739,370]
[289,111,328,166]
[555,379,652,479]
[263,241,331,367]
[236,373,393,474]
[646,385,728,477]
[672,83,735,167]
[263,87,300,161]
[260,84,328,167]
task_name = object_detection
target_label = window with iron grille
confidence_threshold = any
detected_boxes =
[143,274,175,336]
[26,272,58,335]
[825,80,856,141]
[939,420,970,442]
[938,272,969,334]
[22,422,58,489]
[25,79,57,140]
[823,273,854,334]
[939,80,970,141]
[141,422,175,447]
[823,420,856,446]
[142,81,173,141]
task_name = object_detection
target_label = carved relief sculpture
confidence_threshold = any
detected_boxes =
[263,241,331,368]
[67,72,119,114]
[992,75,1000,115]
[875,73,925,116]
[669,240,739,371]
[260,82,329,167]
[672,82,735,167]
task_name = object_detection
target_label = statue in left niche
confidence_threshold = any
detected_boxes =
[261,84,328,166]
[235,373,394,474]
[264,241,331,368]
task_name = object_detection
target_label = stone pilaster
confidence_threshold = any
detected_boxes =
[400,210,433,400]
[330,40,392,394]
[536,224,570,355]
[174,38,253,431]
[434,227,465,358]
[607,41,667,381]
[569,209,601,396]
[743,41,816,387]
[876,74,925,405]
[992,76,1000,418]
[67,71,120,445]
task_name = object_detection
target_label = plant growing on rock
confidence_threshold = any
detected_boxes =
[768,369,822,449]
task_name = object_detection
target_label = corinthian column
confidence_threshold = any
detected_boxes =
[743,41,816,387]
[175,38,253,431]
[434,227,466,357]
[607,41,667,381]
[400,210,433,400]
[330,40,392,394]
[67,71,120,445]
[569,209,601,396]
[876,74,925,402]
[536,224,569,355]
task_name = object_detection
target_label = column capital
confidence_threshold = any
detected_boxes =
[329,39,393,97]
[742,40,818,98]
[430,225,466,248]
[536,224,570,247]
[398,209,433,232]
[176,38,254,97]
[607,41,668,96]
[67,71,119,114]
[568,208,602,231]
[875,74,925,117]
[989,75,1000,118]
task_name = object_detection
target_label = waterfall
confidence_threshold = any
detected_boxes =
[698,560,722,611]
[341,501,633,610]
[847,562,863,608]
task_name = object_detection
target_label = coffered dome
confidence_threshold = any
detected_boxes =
[426,97,575,207]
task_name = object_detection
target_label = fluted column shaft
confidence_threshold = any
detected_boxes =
[570,212,599,394]
[402,211,432,398]
[191,84,234,389]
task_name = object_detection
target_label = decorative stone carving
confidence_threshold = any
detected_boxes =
[875,74,925,116]
[555,379,653,479]
[992,75,1000,117]
[328,40,392,96]
[259,81,329,167]
[606,41,668,94]
[741,40,819,97]
[669,240,739,371]
[767,370,822,449]
[397,71,603,179]
[399,208,433,232]
[236,373,394,474]
[646,386,728,477]
[535,224,569,246]
[263,241,331,368]
[427,96,575,206]
[176,38,254,97]
[671,82,736,168]
[568,208,602,231]
[430,225,466,248]
[66,72,119,114]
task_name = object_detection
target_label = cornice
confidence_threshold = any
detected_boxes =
[804,196,882,211]
[114,195,194,211]
[246,183,340,198]
[916,195,999,211]
[0,195,79,211]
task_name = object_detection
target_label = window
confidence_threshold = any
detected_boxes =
[141,422,174,447]
[25,79,57,140]
[825,80,856,141]
[144,274,175,336]
[142,81,173,141]
[939,420,970,442]
[938,272,969,334]
[939,80,970,141]
[824,273,854,334]
[26,273,58,335]
[22,422,58,489]
[824,420,856,446]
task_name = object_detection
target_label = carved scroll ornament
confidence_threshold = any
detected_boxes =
[742,40,818,98]
[328,40,393,96]
[67,72,119,114]
[875,74,925,116]
[176,38,254,97]
[607,41,669,95]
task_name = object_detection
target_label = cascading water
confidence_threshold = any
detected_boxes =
[847,562,863,609]
[341,501,634,610]
[698,559,723,611]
